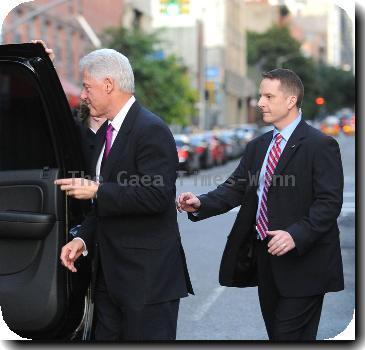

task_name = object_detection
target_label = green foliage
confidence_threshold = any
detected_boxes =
[247,26,301,71]
[101,27,198,125]
[247,25,355,119]
[316,63,355,114]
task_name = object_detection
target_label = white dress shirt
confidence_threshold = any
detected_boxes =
[95,95,136,181]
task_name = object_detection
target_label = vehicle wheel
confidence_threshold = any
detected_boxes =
[186,162,193,175]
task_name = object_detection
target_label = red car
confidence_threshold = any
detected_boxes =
[174,134,200,175]
[204,132,226,166]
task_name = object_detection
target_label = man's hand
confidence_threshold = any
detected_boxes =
[267,230,295,256]
[176,192,201,213]
[60,239,85,273]
[31,39,55,61]
[55,178,99,200]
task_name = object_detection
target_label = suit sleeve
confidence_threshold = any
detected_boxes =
[286,136,344,255]
[96,122,177,216]
[188,144,251,222]
[76,205,97,249]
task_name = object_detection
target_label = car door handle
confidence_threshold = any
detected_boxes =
[0,211,56,239]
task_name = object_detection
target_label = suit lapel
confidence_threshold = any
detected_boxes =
[253,131,273,174]
[274,119,308,175]
[100,101,141,179]
[91,121,108,178]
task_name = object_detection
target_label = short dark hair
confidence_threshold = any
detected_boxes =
[78,102,91,127]
[262,68,304,108]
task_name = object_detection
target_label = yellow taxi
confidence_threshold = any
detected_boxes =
[342,116,355,136]
[320,116,341,136]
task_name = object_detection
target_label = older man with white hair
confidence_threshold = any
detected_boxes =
[55,48,193,341]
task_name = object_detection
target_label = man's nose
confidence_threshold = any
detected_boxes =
[80,89,87,101]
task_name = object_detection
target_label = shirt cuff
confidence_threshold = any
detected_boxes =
[73,237,88,256]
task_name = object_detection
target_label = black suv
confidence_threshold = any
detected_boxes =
[0,43,93,340]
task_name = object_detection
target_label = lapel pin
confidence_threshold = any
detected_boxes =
[291,144,296,148]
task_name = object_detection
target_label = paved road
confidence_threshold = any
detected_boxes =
[176,133,355,340]
[0,134,355,342]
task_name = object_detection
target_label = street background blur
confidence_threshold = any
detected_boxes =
[0,0,356,341]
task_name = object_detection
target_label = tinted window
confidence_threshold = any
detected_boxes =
[0,62,57,170]
[174,139,185,147]
[189,137,203,146]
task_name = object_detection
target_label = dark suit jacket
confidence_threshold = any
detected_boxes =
[78,100,193,307]
[189,120,344,297]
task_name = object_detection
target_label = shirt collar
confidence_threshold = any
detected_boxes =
[108,95,136,132]
[273,111,302,141]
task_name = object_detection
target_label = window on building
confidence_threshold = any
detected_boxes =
[133,9,143,30]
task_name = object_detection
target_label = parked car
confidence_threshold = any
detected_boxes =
[320,116,341,136]
[174,134,200,175]
[341,115,355,136]
[204,132,227,166]
[216,130,242,159]
[338,108,354,128]
[234,123,259,144]
[0,43,93,340]
[189,133,214,169]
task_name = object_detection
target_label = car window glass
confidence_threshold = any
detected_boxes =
[0,62,57,170]
[174,140,185,147]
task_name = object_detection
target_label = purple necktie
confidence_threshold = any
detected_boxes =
[103,123,114,160]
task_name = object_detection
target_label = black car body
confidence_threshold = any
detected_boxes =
[188,134,214,169]
[0,43,92,340]
[174,134,200,175]
[216,130,243,160]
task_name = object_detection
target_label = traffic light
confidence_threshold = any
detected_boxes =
[315,97,325,105]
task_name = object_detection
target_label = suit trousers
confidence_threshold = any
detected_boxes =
[93,265,180,341]
[255,237,324,341]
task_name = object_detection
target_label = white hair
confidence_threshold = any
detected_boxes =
[79,48,135,93]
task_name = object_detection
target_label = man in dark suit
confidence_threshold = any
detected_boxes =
[55,48,193,341]
[177,68,344,341]
[74,102,106,176]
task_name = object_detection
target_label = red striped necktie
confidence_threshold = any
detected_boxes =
[256,133,283,240]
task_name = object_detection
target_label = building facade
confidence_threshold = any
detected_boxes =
[327,3,354,72]
[268,0,354,72]
[2,0,126,105]
[122,0,152,31]
[242,0,282,34]
[199,0,255,128]
[150,0,255,129]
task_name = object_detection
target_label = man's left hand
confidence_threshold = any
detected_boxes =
[31,40,55,61]
[267,230,295,256]
[55,178,99,200]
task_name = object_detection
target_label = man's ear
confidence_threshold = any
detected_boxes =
[104,77,114,94]
[287,95,297,110]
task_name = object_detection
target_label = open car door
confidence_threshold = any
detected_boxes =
[0,43,92,340]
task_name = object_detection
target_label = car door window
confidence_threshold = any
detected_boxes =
[0,62,57,170]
